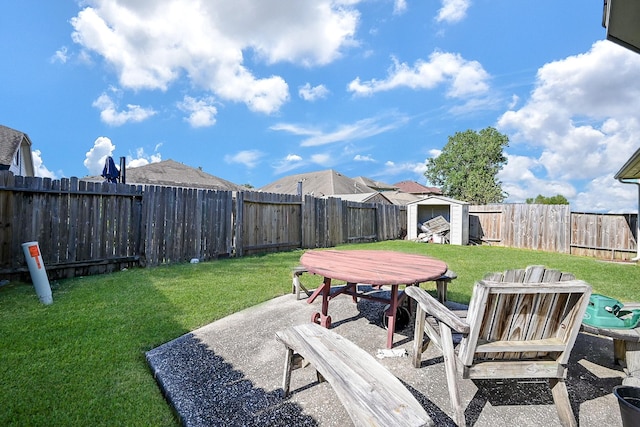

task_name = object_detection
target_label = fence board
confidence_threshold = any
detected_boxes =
[571,212,637,259]
[0,172,14,268]
[301,195,316,248]
[0,173,144,278]
[239,191,302,255]
[345,201,377,243]
[470,204,636,259]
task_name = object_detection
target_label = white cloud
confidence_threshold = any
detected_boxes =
[270,123,320,137]
[70,1,360,115]
[508,94,519,110]
[574,175,637,213]
[273,114,408,147]
[299,83,329,101]
[272,153,304,175]
[32,150,57,179]
[92,93,156,126]
[84,136,116,175]
[354,154,375,162]
[436,0,471,24]
[498,154,576,202]
[497,41,640,211]
[348,52,489,98]
[51,46,69,64]
[126,159,148,169]
[178,95,218,127]
[285,154,303,162]
[127,147,162,168]
[84,136,162,175]
[382,159,428,178]
[224,150,264,168]
[393,0,407,15]
[310,153,332,166]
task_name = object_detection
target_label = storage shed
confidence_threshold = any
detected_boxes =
[407,196,469,245]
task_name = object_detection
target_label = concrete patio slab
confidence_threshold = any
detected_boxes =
[146,287,626,426]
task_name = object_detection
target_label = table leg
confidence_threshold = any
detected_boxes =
[621,341,640,386]
[311,277,332,328]
[350,282,358,303]
[386,284,399,349]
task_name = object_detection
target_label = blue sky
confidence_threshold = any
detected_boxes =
[2,0,639,212]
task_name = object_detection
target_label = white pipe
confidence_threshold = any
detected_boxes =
[616,178,640,261]
[21,241,53,305]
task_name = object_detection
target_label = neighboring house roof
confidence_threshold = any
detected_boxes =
[392,180,442,195]
[329,192,393,204]
[353,176,397,192]
[0,125,35,176]
[84,159,244,191]
[382,190,423,206]
[260,169,373,196]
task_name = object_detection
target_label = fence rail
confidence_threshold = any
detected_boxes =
[0,172,407,280]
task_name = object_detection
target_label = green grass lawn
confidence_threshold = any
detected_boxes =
[1,241,638,426]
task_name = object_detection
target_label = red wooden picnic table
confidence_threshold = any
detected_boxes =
[300,249,449,349]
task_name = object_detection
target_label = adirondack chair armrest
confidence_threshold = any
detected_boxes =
[405,286,470,334]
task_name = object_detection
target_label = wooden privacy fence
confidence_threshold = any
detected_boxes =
[469,204,638,260]
[0,172,407,280]
[236,192,406,256]
[0,173,143,279]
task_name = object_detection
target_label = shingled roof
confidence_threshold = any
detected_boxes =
[260,169,374,196]
[329,192,393,204]
[381,190,422,205]
[0,125,35,176]
[392,180,441,196]
[353,176,397,191]
[85,159,244,191]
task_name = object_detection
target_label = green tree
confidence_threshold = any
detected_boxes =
[424,127,508,204]
[525,194,569,205]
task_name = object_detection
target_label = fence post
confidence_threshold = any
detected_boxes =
[234,191,244,257]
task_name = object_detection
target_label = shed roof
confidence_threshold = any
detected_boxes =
[615,147,640,180]
[260,169,373,196]
[381,190,422,205]
[407,195,469,206]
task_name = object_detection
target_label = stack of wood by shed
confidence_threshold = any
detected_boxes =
[414,215,450,243]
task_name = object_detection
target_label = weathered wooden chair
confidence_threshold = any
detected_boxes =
[405,265,592,427]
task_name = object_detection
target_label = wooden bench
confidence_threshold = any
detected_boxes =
[275,323,433,427]
[291,266,312,300]
[435,269,457,303]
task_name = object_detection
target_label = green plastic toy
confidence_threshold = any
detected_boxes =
[582,294,640,329]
